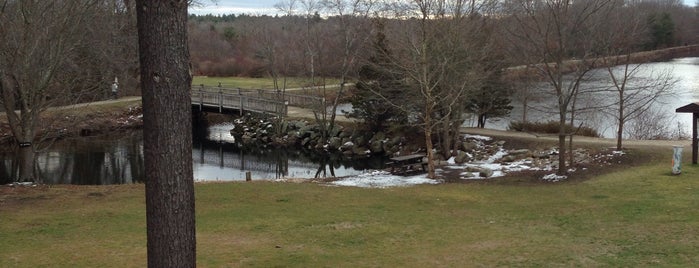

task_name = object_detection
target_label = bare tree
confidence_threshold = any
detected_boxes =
[369,0,484,178]
[135,0,196,266]
[597,2,677,150]
[505,0,613,175]
[603,63,676,149]
[0,1,105,182]
[317,0,375,142]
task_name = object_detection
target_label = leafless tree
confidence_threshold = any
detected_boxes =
[315,0,375,142]
[504,0,614,175]
[0,0,107,181]
[367,0,488,178]
[596,1,677,150]
[136,0,196,266]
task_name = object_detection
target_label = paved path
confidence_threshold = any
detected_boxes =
[461,127,691,149]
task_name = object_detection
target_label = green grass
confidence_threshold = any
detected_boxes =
[192,76,342,89]
[1,161,698,267]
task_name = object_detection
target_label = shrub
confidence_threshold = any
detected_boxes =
[508,120,600,137]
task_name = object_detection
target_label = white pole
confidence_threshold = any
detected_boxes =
[672,146,683,175]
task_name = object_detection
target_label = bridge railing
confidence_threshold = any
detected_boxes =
[254,90,324,108]
[192,88,288,116]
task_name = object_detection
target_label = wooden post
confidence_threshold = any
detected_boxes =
[693,113,698,164]
[199,84,204,110]
[245,171,251,181]
[239,96,244,116]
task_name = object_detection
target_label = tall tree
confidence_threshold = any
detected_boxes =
[350,18,409,132]
[596,1,677,151]
[135,0,196,266]
[505,0,613,175]
[465,62,512,129]
[0,0,102,181]
[371,0,483,178]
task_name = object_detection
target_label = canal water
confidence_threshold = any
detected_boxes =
[0,125,388,185]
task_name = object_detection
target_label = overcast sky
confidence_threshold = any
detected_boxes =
[189,0,696,16]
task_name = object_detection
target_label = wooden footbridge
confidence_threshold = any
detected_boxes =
[191,85,325,116]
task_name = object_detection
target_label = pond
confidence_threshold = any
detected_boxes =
[0,124,389,185]
[475,57,699,138]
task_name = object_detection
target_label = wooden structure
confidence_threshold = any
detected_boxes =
[388,154,427,175]
[192,86,288,116]
[676,102,699,164]
[191,85,326,116]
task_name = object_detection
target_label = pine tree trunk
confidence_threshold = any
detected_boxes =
[135,1,196,267]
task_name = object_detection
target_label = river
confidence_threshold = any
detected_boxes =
[473,57,699,138]
[2,58,696,184]
[0,125,388,185]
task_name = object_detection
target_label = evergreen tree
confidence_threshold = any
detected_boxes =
[347,19,408,132]
[465,67,512,128]
[646,12,675,49]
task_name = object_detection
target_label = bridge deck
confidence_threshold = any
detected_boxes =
[191,86,325,116]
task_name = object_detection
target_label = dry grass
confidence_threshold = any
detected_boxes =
[2,149,698,267]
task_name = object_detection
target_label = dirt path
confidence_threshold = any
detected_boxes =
[461,127,691,149]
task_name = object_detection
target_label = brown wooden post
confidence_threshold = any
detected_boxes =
[676,103,699,165]
[693,113,698,164]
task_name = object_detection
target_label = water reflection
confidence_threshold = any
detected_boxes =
[476,57,699,138]
[0,132,145,185]
[0,124,387,185]
[193,129,387,181]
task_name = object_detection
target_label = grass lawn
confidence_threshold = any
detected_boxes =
[192,76,342,89]
[1,153,698,267]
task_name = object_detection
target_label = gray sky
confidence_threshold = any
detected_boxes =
[189,0,696,15]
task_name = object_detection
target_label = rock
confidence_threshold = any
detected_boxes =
[370,140,384,154]
[462,141,477,152]
[454,151,470,164]
[352,147,370,155]
[509,149,531,156]
[371,131,386,142]
[478,167,494,178]
[301,137,312,146]
[328,137,342,150]
[353,136,366,147]
[338,130,351,139]
[329,126,343,138]
[501,155,516,163]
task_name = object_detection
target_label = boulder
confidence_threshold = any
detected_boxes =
[454,151,471,164]
[328,137,342,150]
[478,167,494,178]
[370,140,384,154]
[462,141,478,152]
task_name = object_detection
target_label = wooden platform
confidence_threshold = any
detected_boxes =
[388,154,427,175]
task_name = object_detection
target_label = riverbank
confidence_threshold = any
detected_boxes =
[2,158,698,266]
[0,97,143,148]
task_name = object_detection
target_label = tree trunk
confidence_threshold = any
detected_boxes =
[424,108,436,179]
[558,114,567,176]
[135,1,196,267]
[616,91,625,151]
[17,143,35,182]
[477,114,486,128]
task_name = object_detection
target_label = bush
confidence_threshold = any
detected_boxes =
[508,120,600,137]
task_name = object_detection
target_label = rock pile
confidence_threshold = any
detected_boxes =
[228,115,407,157]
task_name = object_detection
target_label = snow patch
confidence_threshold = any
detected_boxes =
[330,170,440,188]
[542,173,567,182]
[463,134,492,141]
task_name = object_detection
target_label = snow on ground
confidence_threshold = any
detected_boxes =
[329,170,439,188]
[330,135,541,187]
[463,134,492,141]
[327,133,618,188]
